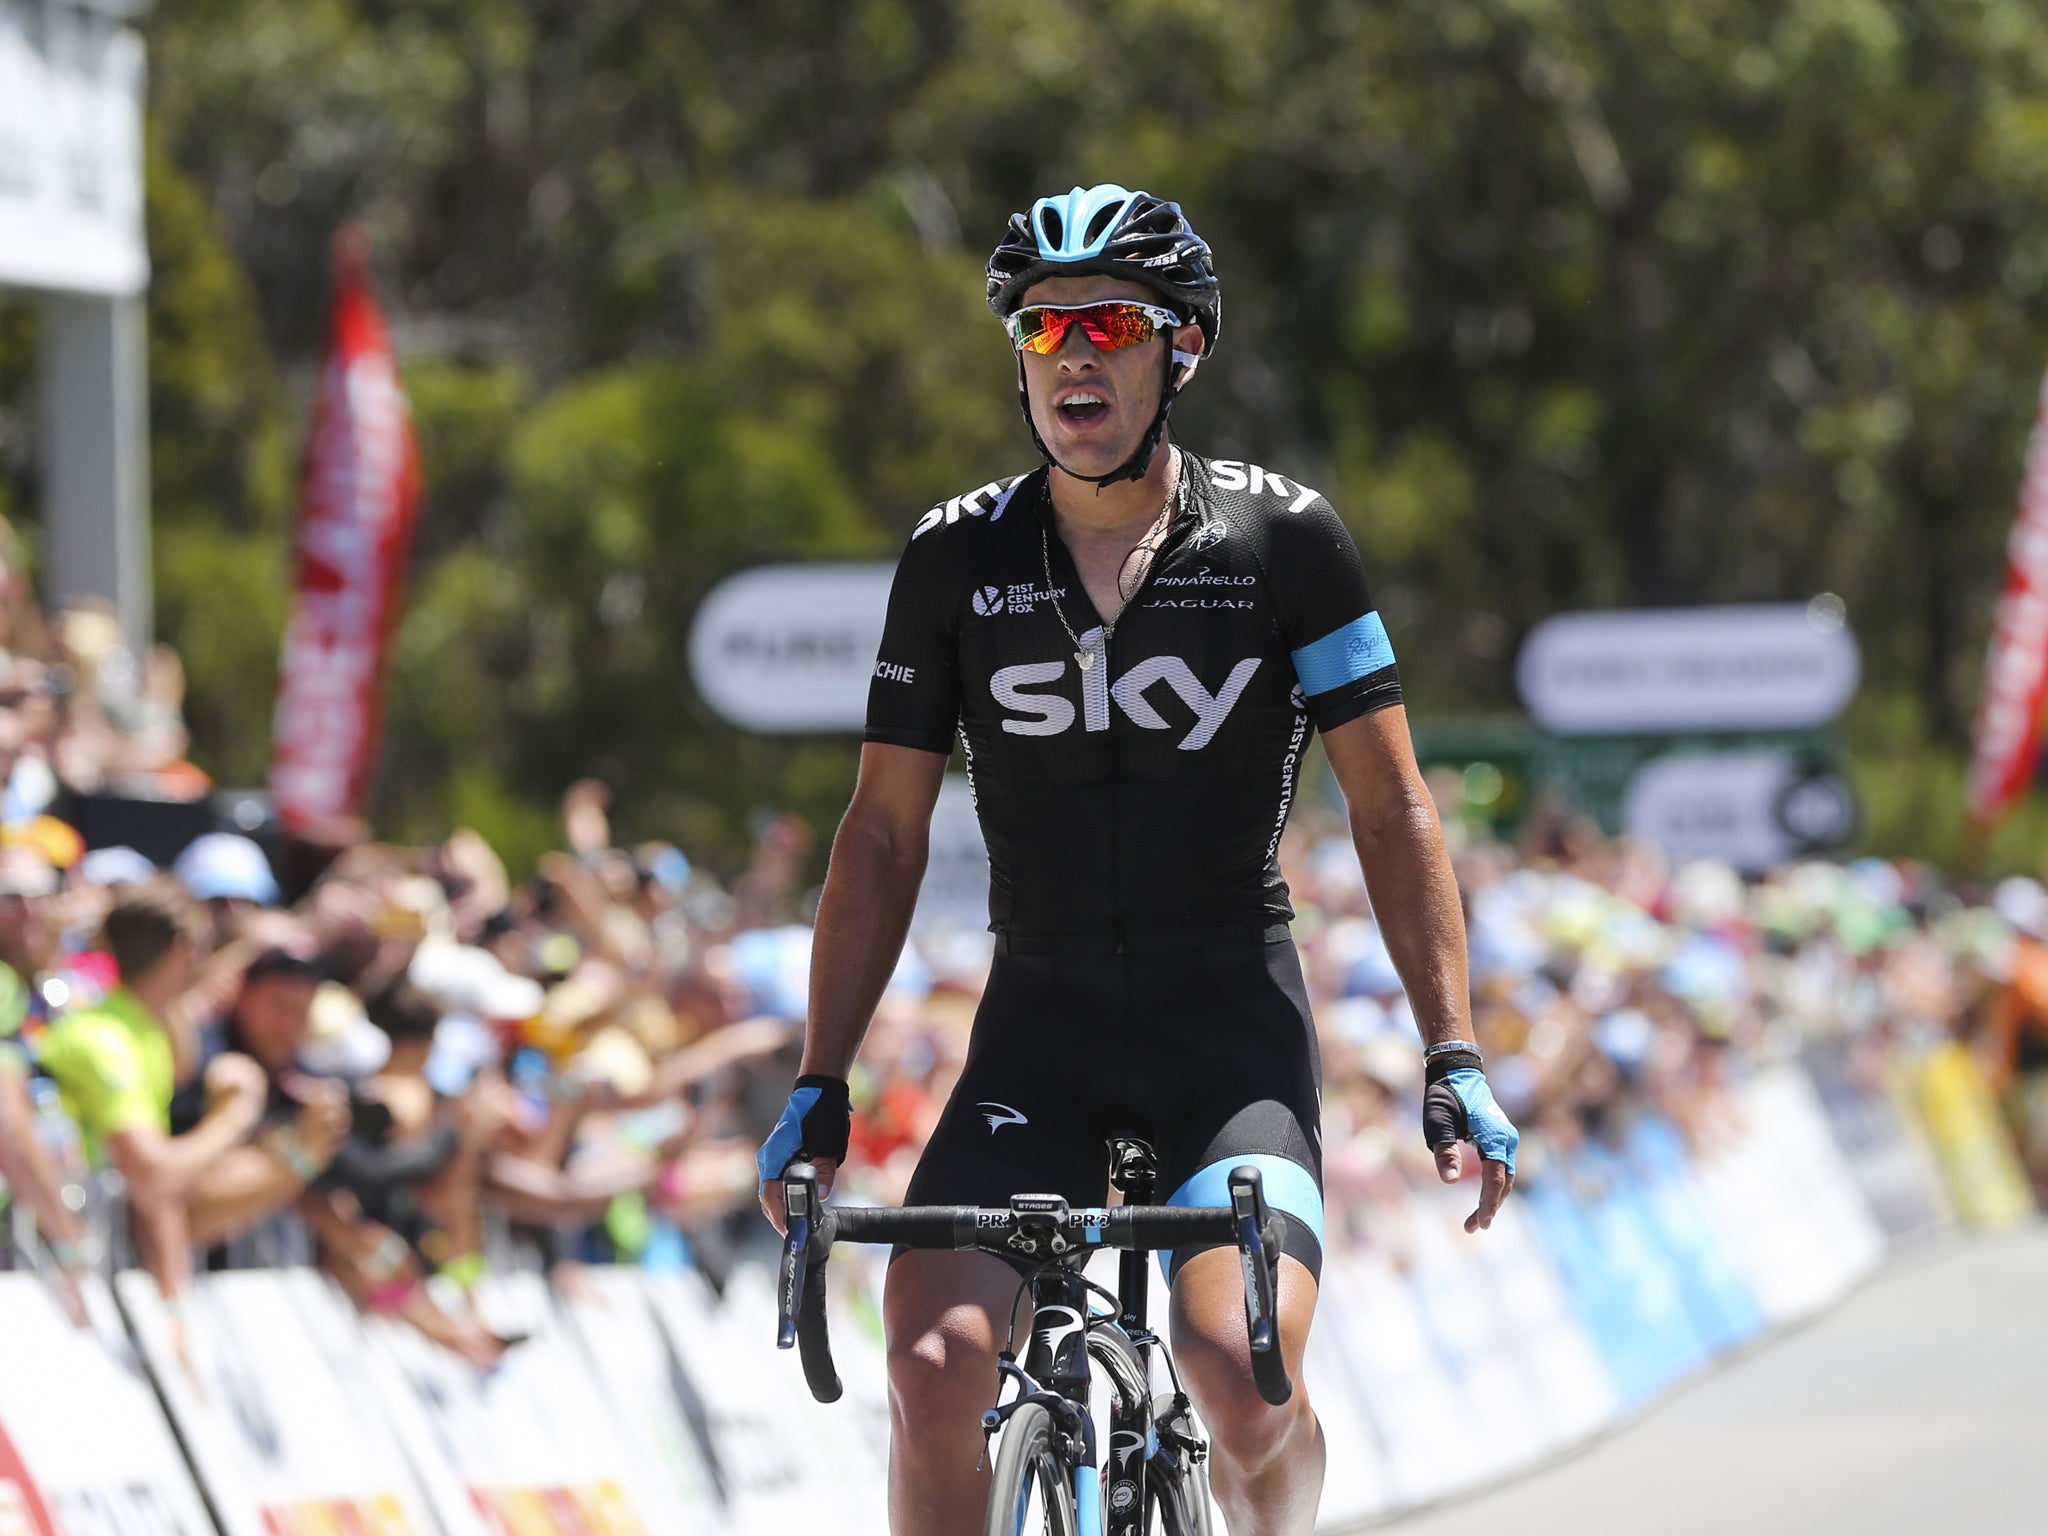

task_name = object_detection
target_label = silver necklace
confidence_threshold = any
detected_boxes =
[1040,461,1183,673]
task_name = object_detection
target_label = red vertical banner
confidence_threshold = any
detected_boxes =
[270,229,423,833]
[1968,362,2048,831]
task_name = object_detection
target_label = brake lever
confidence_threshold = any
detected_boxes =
[776,1162,843,1402]
[1228,1165,1293,1405]
[777,1162,817,1350]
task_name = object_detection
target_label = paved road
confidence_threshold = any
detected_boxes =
[1365,1226,2048,1536]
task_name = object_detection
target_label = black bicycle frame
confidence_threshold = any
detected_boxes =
[776,1143,1289,1533]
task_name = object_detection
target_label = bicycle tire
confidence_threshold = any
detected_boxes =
[984,1402,1079,1536]
[1146,1392,1212,1536]
[1146,1450,1212,1536]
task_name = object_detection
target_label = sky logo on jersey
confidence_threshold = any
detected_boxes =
[1208,460,1321,513]
[991,628,1262,750]
[911,475,1029,539]
[971,586,1007,616]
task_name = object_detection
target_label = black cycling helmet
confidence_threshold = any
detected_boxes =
[986,184,1221,485]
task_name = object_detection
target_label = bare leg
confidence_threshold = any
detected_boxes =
[1169,1250,1324,1536]
[883,1249,1034,1536]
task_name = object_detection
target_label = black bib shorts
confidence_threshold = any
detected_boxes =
[901,926,1326,1284]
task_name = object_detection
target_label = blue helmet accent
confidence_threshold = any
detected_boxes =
[1027,184,1143,262]
[987,184,1221,354]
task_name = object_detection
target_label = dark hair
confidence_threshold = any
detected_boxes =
[365,980,441,1043]
[100,879,205,982]
[243,945,322,986]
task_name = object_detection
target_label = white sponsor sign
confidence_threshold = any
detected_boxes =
[0,1,148,296]
[355,1272,684,1535]
[688,563,894,732]
[1694,1067,1887,1323]
[557,1266,727,1528]
[0,1273,214,1535]
[912,773,990,930]
[1517,603,1860,734]
[643,1267,888,1535]
[1621,750,1852,871]
[116,1269,437,1536]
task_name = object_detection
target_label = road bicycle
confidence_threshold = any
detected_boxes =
[775,1135,1291,1535]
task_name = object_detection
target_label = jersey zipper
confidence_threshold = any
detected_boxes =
[1044,471,1192,948]
[1097,499,1185,954]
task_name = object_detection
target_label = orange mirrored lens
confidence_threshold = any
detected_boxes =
[1008,303,1162,355]
[1078,306,1157,350]
[1008,308,1074,354]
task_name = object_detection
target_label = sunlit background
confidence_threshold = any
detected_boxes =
[2,4,2046,1534]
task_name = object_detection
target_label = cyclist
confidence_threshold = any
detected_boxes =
[760,184,1519,1536]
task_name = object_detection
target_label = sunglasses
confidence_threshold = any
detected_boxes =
[1005,300,1185,356]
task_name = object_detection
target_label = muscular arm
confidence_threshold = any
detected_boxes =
[106,1085,264,1301]
[484,1148,656,1224]
[108,1087,264,1205]
[185,1146,306,1249]
[0,1068,88,1249]
[754,742,944,1222]
[1323,706,1510,1227]
[1322,706,1473,1049]
[800,742,948,1079]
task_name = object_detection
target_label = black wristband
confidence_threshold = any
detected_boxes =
[794,1074,852,1162]
[1423,1049,1484,1084]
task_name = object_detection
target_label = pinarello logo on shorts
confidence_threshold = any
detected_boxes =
[971,586,1006,617]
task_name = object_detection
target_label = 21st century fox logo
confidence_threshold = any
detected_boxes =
[971,586,1006,617]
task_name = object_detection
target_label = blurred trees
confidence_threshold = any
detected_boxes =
[42,0,2048,868]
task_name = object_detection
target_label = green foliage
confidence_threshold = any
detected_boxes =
[127,0,2048,872]
[0,299,38,535]
[380,197,1012,870]
[143,125,299,783]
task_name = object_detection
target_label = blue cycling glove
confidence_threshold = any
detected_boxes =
[1422,1055,1519,1176]
[756,1075,852,1195]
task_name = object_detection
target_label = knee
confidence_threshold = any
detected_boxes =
[1174,1323,1304,1469]
[887,1318,998,1439]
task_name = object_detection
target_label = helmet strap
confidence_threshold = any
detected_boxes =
[1015,348,1182,488]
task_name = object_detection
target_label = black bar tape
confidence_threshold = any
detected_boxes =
[830,1205,979,1249]
[796,1254,842,1404]
[1112,1208,1242,1249]
[1250,1332,1293,1407]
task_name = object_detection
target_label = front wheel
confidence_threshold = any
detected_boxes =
[1147,1393,1213,1536]
[1147,1453,1212,1536]
[985,1403,1079,1536]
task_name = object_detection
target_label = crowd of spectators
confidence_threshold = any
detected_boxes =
[4,782,2044,1356]
[0,510,2042,1366]
[0,772,813,1365]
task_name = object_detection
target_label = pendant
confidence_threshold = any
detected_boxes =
[1076,650,1095,671]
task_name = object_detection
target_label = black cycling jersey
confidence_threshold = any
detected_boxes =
[865,451,1402,939]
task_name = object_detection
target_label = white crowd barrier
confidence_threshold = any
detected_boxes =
[0,1274,212,1534]
[0,1051,2005,1534]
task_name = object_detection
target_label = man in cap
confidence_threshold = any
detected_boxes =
[37,881,270,1314]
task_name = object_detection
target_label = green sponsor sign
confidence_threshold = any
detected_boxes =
[1404,717,1842,839]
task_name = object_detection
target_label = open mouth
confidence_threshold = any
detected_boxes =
[1056,391,1111,429]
